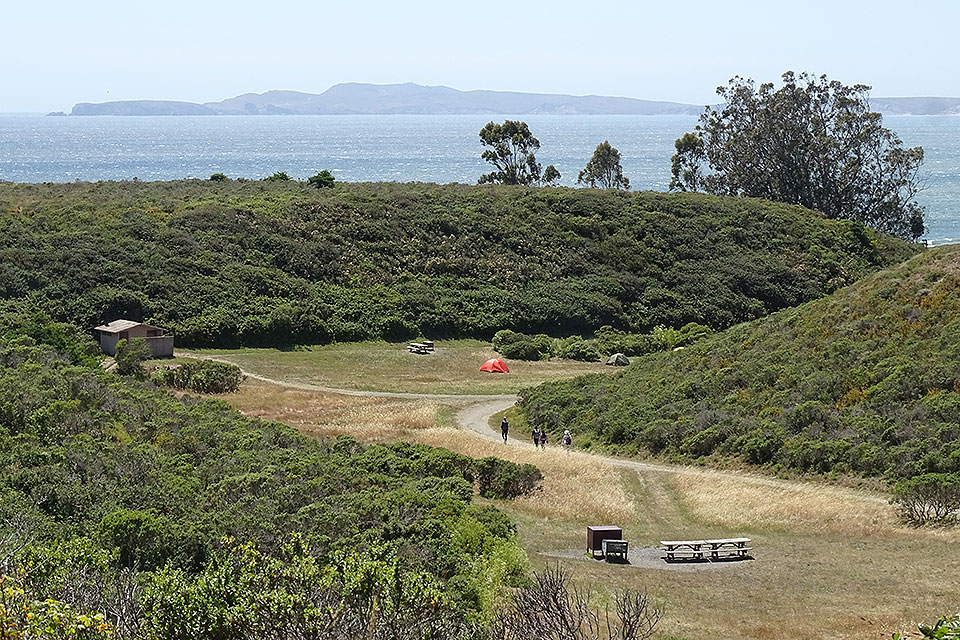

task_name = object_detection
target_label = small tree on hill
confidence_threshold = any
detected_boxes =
[114,338,151,377]
[478,120,560,186]
[578,141,630,190]
[308,170,336,188]
[670,71,925,240]
[893,473,960,526]
[264,171,291,182]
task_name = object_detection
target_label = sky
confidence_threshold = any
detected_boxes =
[2,0,958,112]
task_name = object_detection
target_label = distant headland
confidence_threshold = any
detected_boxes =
[63,83,960,116]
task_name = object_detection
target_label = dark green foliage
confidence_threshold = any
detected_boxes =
[0,318,536,631]
[493,330,545,361]
[474,458,542,499]
[594,323,710,357]
[578,141,630,190]
[151,359,245,393]
[671,71,925,240]
[97,509,169,569]
[114,337,150,376]
[478,121,559,186]
[0,181,916,347]
[308,170,336,188]
[521,246,960,480]
[264,171,291,181]
[894,473,960,525]
[208,173,228,182]
[555,336,598,362]
[913,613,960,639]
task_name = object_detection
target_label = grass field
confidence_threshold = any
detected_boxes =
[189,340,611,394]
[216,378,960,640]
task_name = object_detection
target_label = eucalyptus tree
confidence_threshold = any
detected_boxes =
[577,141,630,189]
[670,71,925,240]
[478,120,560,186]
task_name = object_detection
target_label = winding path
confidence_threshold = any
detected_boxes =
[177,351,889,501]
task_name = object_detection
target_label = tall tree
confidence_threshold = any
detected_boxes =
[478,120,560,186]
[670,72,925,240]
[577,141,630,189]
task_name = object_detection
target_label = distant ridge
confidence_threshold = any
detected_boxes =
[67,83,960,116]
[71,83,704,116]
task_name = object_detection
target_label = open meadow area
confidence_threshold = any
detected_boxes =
[188,340,611,395]
[212,364,960,640]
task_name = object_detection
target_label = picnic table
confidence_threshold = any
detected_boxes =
[659,537,751,561]
[408,341,435,355]
[407,342,430,354]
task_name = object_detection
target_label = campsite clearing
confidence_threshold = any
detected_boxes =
[213,375,960,640]
[187,340,609,395]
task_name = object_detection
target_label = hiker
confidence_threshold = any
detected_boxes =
[562,430,572,452]
[500,417,509,443]
[532,427,541,448]
[539,430,548,448]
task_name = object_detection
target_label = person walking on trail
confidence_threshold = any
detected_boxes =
[532,427,541,448]
[562,430,572,452]
[539,430,548,449]
[500,417,509,443]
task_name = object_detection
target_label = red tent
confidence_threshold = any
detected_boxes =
[479,358,509,373]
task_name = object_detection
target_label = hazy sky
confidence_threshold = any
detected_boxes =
[3,0,958,112]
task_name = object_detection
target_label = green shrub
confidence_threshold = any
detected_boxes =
[209,173,228,182]
[114,337,150,376]
[308,170,336,188]
[151,359,245,393]
[556,336,598,361]
[474,457,542,499]
[894,473,960,526]
[264,171,291,181]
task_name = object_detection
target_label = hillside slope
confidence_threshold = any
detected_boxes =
[520,245,960,479]
[0,181,917,346]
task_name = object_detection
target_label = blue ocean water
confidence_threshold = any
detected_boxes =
[1,114,957,244]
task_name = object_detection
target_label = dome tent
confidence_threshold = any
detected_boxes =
[605,353,630,366]
[480,358,509,373]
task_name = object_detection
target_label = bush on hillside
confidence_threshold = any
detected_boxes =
[151,359,245,393]
[894,473,960,526]
[493,329,549,360]
[474,457,542,499]
[115,338,151,376]
[0,181,918,348]
[556,336,599,361]
[520,247,960,481]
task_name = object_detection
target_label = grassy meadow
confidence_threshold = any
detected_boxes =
[218,376,960,640]
[188,339,611,395]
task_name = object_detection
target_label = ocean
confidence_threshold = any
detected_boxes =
[1,113,958,244]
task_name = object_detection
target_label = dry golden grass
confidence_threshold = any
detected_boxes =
[416,429,637,524]
[226,379,444,441]
[224,379,634,524]
[216,377,960,640]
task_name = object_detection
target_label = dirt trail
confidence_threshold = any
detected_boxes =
[178,351,888,505]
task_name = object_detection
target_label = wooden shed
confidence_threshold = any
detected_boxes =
[94,319,174,357]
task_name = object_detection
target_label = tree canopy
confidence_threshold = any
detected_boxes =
[478,120,560,186]
[670,71,925,241]
[577,141,630,190]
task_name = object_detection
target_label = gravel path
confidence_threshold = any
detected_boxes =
[178,351,889,503]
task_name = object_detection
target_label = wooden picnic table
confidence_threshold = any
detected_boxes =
[659,537,752,561]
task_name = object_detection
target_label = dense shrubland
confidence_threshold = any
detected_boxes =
[0,312,540,637]
[150,359,245,393]
[0,180,916,347]
[521,246,960,484]
[491,324,713,362]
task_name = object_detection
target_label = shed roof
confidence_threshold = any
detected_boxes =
[94,319,159,333]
